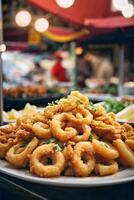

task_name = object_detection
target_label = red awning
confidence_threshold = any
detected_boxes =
[28,0,134,30]
[85,16,134,29]
[28,0,112,25]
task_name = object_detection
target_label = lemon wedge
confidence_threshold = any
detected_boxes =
[116,104,134,122]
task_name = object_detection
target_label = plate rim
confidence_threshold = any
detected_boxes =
[0,161,134,187]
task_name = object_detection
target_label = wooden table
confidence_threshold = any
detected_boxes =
[0,172,134,200]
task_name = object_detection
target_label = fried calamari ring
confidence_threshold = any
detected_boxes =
[87,105,106,118]
[113,139,134,168]
[92,139,119,160]
[95,113,118,126]
[16,129,33,142]
[63,146,75,176]
[123,123,134,131]
[16,115,33,126]
[125,139,134,151]
[0,124,18,158]
[32,111,47,124]
[95,161,118,176]
[44,105,59,119]
[121,123,134,140]
[50,113,77,142]
[32,122,52,139]
[30,144,65,177]
[58,98,77,112]
[72,125,91,143]
[91,120,121,141]
[0,139,14,158]
[0,124,18,134]
[6,137,39,168]
[72,105,93,125]
[69,142,95,177]
[68,91,89,105]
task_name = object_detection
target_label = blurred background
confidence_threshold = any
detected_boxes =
[1,0,134,110]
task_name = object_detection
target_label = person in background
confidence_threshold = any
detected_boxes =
[85,53,113,82]
[76,52,91,87]
[51,51,68,82]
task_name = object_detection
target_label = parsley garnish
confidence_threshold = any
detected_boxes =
[53,144,62,152]
[89,134,93,142]
[91,107,96,112]
[55,100,59,104]
[89,101,97,112]
[60,97,66,100]
[48,99,59,106]
[43,138,57,144]
[89,101,94,106]
[48,101,55,106]
[76,100,83,105]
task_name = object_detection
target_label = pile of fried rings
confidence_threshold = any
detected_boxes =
[0,91,134,177]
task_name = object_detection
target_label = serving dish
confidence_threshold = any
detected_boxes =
[0,159,134,187]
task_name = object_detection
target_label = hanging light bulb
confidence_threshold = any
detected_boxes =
[34,18,49,32]
[0,44,6,52]
[75,47,83,55]
[122,3,134,18]
[15,10,32,27]
[56,0,75,8]
[112,0,128,11]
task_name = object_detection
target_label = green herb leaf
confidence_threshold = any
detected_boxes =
[89,134,93,142]
[76,100,83,105]
[103,98,128,114]
[43,138,57,144]
[55,100,59,104]
[89,101,94,106]
[48,101,55,106]
[91,107,96,112]
[89,101,96,112]
[53,144,62,152]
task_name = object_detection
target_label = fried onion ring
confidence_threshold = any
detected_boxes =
[6,137,39,168]
[30,144,65,177]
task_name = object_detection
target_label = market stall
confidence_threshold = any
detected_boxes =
[0,1,134,199]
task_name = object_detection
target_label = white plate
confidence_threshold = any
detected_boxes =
[116,119,134,126]
[0,160,134,187]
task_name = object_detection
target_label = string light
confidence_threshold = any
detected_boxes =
[15,10,32,27]
[75,47,83,55]
[0,44,6,52]
[112,0,128,11]
[34,18,49,32]
[122,3,134,18]
[56,0,75,8]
